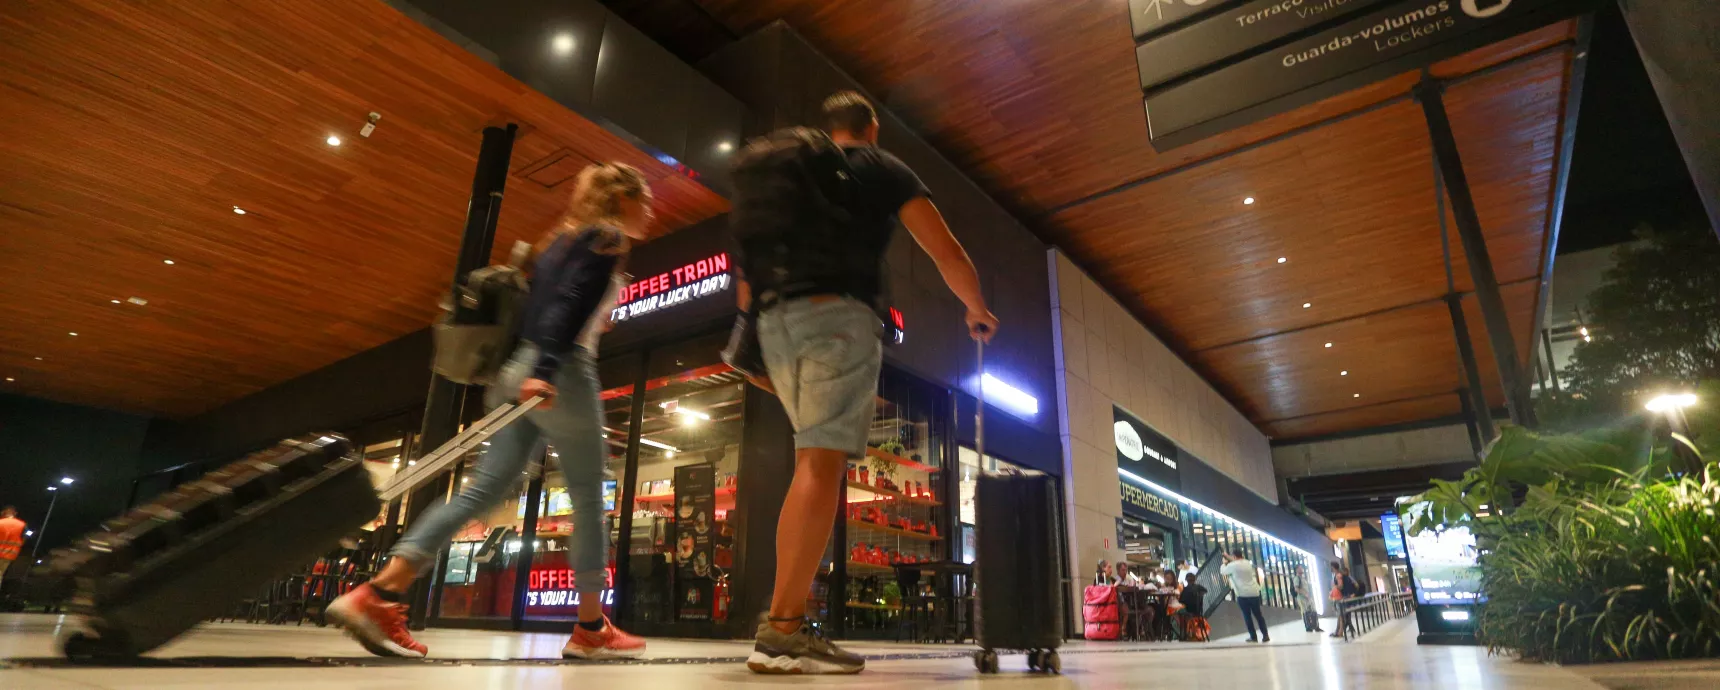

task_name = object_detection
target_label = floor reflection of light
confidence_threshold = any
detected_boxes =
[1318,637,1343,690]
[1452,646,1487,689]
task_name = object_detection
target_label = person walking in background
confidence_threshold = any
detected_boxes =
[1221,550,1270,643]
[1331,563,1361,638]
[326,163,656,660]
[735,90,997,675]
[0,507,25,594]
[1295,566,1323,633]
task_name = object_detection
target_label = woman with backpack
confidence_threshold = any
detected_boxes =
[328,163,655,660]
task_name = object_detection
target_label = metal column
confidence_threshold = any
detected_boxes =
[1445,294,1497,445]
[1540,329,1562,394]
[1417,80,1537,428]
[1456,388,1485,459]
[406,123,518,627]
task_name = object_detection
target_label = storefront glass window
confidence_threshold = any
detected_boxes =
[523,354,639,621]
[624,334,742,628]
[434,448,531,621]
[839,369,946,635]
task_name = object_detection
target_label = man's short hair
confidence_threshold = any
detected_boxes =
[822,90,876,135]
[1,505,15,516]
[1231,550,1247,559]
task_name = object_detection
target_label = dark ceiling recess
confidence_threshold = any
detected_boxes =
[1285,462,1473,519]
[598,0,737,63]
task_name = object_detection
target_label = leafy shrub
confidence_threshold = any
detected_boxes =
[1408,382,1719,663]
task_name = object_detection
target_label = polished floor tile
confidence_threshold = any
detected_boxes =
[1,613,1706,688]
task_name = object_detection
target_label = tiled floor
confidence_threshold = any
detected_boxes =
[1,613,1713,688]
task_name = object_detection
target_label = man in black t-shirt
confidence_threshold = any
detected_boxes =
[744,92,998,676]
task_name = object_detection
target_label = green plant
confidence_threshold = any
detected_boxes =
[1407,383,1720,663]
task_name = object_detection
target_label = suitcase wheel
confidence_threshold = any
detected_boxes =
[60,620,134,659]
[1042,650,1061,675]
[973,649,999,674]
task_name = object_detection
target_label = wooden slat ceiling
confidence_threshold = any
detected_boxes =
[0,0,727,418]
[694,1,1580,440]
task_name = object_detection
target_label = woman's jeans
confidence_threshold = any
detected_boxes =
[390,344,610,595]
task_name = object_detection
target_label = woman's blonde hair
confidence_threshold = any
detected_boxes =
[536,162,650,257]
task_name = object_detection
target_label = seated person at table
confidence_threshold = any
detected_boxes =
[1178,573,1207,616]
[1115,562,1145,589]
[1094,560,1116,586]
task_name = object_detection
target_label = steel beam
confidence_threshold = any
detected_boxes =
[1444,294,1498,445]
[407,123,518,627]
[1417,81,1537,428]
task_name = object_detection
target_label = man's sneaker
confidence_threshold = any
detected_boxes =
[563,616,647,660]
[747,617,864,675]
[325,583,428,658]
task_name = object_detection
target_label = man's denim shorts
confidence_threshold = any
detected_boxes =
[756,296,883,455]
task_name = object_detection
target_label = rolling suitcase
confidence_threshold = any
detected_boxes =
[971,335,1065,674]
[43,435,377,658]
[41,397,542,659]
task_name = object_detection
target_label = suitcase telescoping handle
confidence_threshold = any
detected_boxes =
[375,395,545,502]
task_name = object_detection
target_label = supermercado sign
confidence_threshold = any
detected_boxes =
[610,253,732,323]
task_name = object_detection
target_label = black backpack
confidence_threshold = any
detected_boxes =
[728,127,873,304]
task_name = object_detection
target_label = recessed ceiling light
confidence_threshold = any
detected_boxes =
[111,299,121,304]
[5,378,12,382]
[128,297,148,306]
[163,259,176,265]
[232,206,246,215]
[326,135,342,146]
[1302,302,1311,309]
[1324,342,1332,348]
[1244,197,1256,205]
[1277,257,1287,264]
[68,332,78,337]
[1353,393,1361,398]
[1340,370,1349,376]
[34,357,43,361]
[717,141,733,152]
[551,33,576,55]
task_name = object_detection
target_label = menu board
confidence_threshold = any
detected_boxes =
[673,464,716,621]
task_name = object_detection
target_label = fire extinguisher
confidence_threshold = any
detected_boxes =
[714,578,730,621]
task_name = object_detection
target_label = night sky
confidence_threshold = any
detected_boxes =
[1558,4,1707,254]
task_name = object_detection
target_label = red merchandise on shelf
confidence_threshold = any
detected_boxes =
[928,523,939,538]
[859,467,869,485]
[847,466,858,483]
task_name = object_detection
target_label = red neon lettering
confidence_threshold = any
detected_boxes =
[712,253,728,273]
[671,266,686,284]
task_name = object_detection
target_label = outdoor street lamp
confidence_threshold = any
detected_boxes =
[1646,393,1700,476]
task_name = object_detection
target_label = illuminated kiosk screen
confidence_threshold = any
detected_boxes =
[1401,503,1485,606]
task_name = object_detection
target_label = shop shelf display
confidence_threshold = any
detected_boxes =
[841,389,946,638]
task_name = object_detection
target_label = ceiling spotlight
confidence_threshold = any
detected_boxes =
[717,141,734,153]
[68,332,78,337]
[111,299,121,304]
[1340,370,1349,376]
[1244,197,1256,205]
[60,477,74,485]
[1324,342,1332,348]
[1277,257,1287,264]
[1353,393,1361,398]
[551,33,576,55]
[1302,302,1311,309]
[163,259,176,265]
[408,460,417,467]
[232,206,246,215]
[34,357,42,361]
[4,378,12,383]
[326,135,342,146]
[128,297,148,306]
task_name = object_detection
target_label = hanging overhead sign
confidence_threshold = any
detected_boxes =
[1134,0,1588,149]
[1128,0,1246,41]
[1135,0,1396,90]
